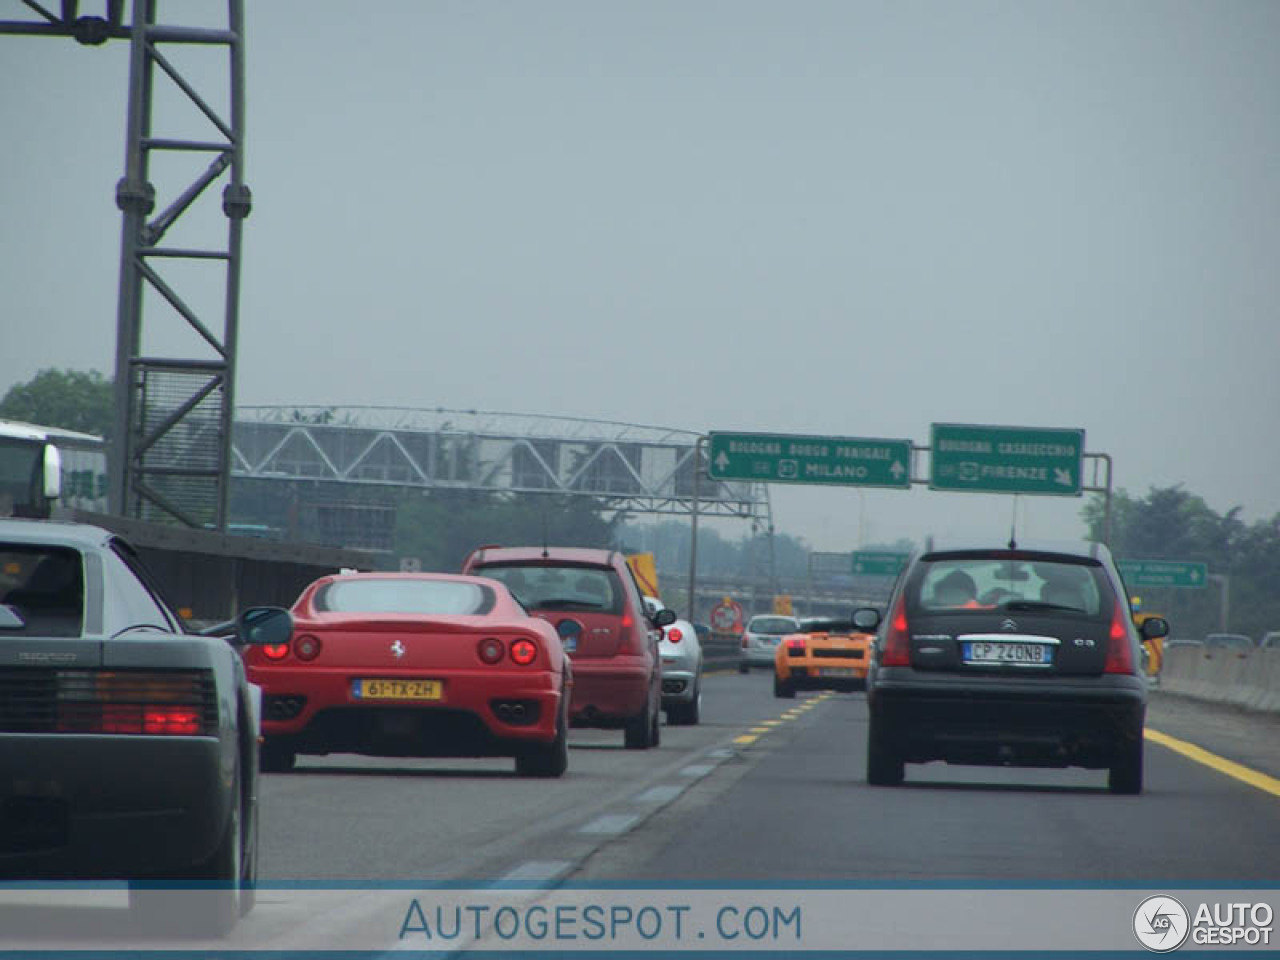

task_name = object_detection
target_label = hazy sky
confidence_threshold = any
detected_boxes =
[3,1,1278,553]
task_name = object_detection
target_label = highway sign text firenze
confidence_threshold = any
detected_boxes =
[708,432,912,489]
[929,423,1085,496]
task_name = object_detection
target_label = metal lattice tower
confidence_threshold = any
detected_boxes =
[3,1,249,529]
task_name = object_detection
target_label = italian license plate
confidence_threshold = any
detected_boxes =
[962,642,1052,665]
[819,667,855,677]
[352,678,442,701]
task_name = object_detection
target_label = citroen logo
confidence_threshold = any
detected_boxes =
[1001,619,1019,632]
[390,640,406,658]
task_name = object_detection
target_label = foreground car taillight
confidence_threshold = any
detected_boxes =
[666,627,683,644]
[740,633,750,649]
[880,594,911,667]
[54,671,213,736]
[1105,600,1136,674]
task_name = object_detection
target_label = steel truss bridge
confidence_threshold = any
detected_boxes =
[232,406,769,549]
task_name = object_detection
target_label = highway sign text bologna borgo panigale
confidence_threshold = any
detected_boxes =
[707,432,912,489]
[929,423,1085,496]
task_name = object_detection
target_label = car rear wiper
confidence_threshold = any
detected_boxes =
[529,598,600,611]
[1003,600,1079,612]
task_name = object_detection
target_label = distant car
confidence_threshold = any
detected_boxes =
[773,616,872,698]
[462,546,668,749]
[243,571,571,777]
[858,538,1168,794]
[0,518,291,936]
[644,596,704,725]
[738,614,799,673]
[1260,632,1280,650]
[1202,632,1255,658]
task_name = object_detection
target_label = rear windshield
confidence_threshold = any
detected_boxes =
[315,578,494,615]
[476,564,623,615]
[800,618,854,633]
[1204,633,1253,649]
[911,553,1110,618]
[0,545,85,636]
[749,616,797,635]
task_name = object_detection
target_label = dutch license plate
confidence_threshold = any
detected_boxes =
[962,642,1051,665]
[819,667,855,677]
[353,678,442,701]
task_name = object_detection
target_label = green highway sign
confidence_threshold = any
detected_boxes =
[809,552,853,577]
[852,551,909,577]
[707,432,912,489]
[929,423,1084,496]
[1117,560,1209,589]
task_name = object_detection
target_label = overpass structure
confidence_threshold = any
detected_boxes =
[231,406,771,551]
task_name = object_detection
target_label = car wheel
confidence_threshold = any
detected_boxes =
[1108,736,1143,795]
[866,711,904,787]
[773,673,795,699]
[260,741,296,773]
[650,695,661,747]
[737,661,749,674]
[515,702,569,778]
[667,680,702,726]
[624,697,654,749]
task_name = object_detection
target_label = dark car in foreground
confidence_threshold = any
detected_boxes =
[462,546,669,749]
[857,538,1168,794]
[0,518,292,935]
[244,571,572,777]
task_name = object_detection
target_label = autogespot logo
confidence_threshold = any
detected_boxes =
[1134,895,1190,952]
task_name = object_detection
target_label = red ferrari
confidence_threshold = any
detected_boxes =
[241,572,570,777]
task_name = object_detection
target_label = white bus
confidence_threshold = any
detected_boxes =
[0,419,109,518]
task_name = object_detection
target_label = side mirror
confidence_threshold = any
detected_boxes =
[852,607,882,632]
[43,444,63,501]
[206,606,294,645]
[652,608,677,628]
[1140,617,1169,640]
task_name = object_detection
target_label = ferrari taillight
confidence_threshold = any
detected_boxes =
[478,637,505,664]
[53,671,211,736]
[786,636,806,653]
[510,639,538,665]
[880,594,911,667]
[262,643,290,661]
[294,634,322,662]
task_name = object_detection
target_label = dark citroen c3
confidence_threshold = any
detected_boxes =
[855,538,1168,794]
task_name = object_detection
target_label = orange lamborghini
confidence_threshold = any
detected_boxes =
[774,616,872,698]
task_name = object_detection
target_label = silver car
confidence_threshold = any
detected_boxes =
[645,596,703,725]
[738,614,799,672]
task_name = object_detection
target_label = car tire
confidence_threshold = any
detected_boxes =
[650,691,662,747]
[672,682,702,726]
[624,696,655,749]
[737,661,749,674]
[773,673,795,699]
[260,741,296,773]
[1108,736,1143,795]
[515,704,569,778]
[866,712,904,787]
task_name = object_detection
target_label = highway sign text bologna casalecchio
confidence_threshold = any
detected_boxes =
[929,423,1085,496]
[707,432,912,489]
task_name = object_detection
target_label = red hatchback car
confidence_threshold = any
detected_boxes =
[461,546,669,749]
[241,572,570,777]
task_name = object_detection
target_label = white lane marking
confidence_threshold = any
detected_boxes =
[632,784,684,806]
[491,860,574,887]
[680,764,715,777]
[577,813,640,835]
[709,748,734,759]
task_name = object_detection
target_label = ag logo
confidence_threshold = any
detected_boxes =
[1133,895,1190,952]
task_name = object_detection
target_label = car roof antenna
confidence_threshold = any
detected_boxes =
[541,513,550,559]
[1008,494,1019,550]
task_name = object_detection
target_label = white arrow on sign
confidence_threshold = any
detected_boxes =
[1191,568,1203,582]
[714,451,730,471]
[1053,467,1073,486]
[890,460,905,479]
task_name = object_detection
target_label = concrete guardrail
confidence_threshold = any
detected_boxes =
[1159,645,1280,712]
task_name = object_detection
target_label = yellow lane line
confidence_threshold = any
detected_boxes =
[760,720,783,727]
[733,734,759,745]
[749,726,770,734]
[1146,728,1280,798]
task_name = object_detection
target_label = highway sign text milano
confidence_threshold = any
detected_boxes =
[708,432,912,489]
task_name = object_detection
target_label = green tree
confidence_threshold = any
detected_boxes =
[0,368,114,438]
